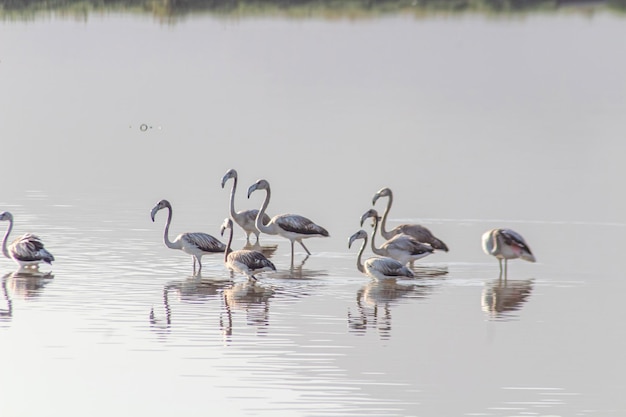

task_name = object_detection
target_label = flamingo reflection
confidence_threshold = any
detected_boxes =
[3,270,54,300]
[222,280,275,337]
[481,277,534,320]
[0,274,12,321]
[269,255,328,280]
[149,276,232,331]
[348,280,432,340]
[0,271,54,323]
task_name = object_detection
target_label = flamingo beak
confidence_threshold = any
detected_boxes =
[247,184,257,199]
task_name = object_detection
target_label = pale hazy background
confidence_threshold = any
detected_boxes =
[0,10,625,417]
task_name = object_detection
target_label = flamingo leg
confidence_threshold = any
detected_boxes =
[298,240,311,255]
[194,257,202,275]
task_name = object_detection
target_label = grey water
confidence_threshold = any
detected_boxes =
[1,8,626,417]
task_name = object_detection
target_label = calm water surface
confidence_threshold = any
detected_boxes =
[1,9,626,417]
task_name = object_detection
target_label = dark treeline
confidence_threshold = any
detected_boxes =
[0,0,623,20]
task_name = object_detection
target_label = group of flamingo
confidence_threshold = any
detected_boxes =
[150,169,330,280]
[0,168,536,280]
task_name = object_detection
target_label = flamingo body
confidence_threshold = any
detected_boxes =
[348,230,414,281]
[221,218,276,280]
[221,169,271,244]
[0,212,54,269]
[247,179,329,261]
[481,228,535,275]
[372,187,449,252]
[360,209,433,265]
[150,200,225,274]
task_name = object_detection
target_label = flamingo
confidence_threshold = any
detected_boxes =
[348,230,414,281]
[0,211,54,269]
[481,228,536,277]
[220,218,276,281]
[150,199,225,274]
[247,179,329,262]
[360,209,434,266]
[221,168,271,245]
[372,187,449,252]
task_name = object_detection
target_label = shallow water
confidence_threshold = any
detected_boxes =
[1,9,626,417]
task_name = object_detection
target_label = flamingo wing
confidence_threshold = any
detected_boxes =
[500,229,533,255]
[184,233,226,253]
[276,214,329,236]
[10,234,54,264]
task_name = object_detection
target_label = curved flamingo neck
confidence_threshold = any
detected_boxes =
[162,204,178,249]
[379,193,394,240]
[369,217,384,256]
[356,237,366,273]
[255,187,276,235]
[228,176,238,219]
[224,227,234,262]
[1,218,12,259]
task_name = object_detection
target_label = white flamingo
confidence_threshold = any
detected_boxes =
[221,168,271,245]
[360,209,434,266]
[348,230,414,281]
[220,218,276,281]
[150,199,225,274]
[247,179,329,262]
[372,187,449,252]
[481,228,536,276]
[0,211,54,269]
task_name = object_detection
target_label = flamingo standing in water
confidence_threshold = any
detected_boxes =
[348,230,414,281]
[360,209,434,266]
[220,218,276,281]
[221,168,271,245]
[247,179,329,263]
[481,228,536,277]
[0,211,54,269]
[150,199,225,274]
[372,187,449,252]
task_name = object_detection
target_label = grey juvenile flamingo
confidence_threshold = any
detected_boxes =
[481,228,535,277]
[221,168,271,245]
[360,209,434,266]
[247,179,329,262]
[372,187,449,252]
[0,211,54,269]
[348,230,414,281]
[150,199,225,274]
[220,218,276,281]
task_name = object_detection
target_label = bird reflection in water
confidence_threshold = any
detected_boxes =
[481,276,534,320]
[269,255,328,280]
[242,242,278,258]
[3,270,54,300]
[411,264,449,279]
[348,279,432,340]
[0,274,12,321]
[0,270,54,323]
[222,280,275,339]
[149,276,232,333]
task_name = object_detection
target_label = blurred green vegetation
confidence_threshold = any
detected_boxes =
[0,0,623,21]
